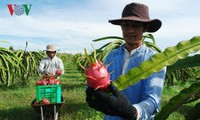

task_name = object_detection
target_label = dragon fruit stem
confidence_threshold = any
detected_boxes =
[79,61,85,70]
[84,48,91,64]
[91,44,97,63]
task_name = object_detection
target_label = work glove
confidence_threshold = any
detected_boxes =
[86,82,137,120]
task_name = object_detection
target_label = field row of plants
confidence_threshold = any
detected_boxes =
[0,42,45,87]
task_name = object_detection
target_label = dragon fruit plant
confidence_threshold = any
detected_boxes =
[81,48,111,90]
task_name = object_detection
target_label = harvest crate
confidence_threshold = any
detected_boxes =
[36,85,61,103]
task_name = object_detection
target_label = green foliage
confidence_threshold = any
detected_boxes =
[167,54,200,73]
[155,81,200,120]
[165,54,200,86]
[95,39,124,61]
[74,33,161,73]
[0,42,44,87]
[166,67,200,86]
[142,33,162,52]
[73,53,85,72]
[0,47,24,87]
[185,102,200,120]
[14,50,44,85]
[57,52,74,62]
[113,36,200,90]
[92,34,162,60]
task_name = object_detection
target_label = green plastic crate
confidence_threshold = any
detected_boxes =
[36,85,61,103]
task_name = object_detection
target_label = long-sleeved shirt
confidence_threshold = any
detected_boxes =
[38,55,64,76]
[104,44,166,120]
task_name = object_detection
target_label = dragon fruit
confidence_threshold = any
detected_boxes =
[55,69,62,76]
[41,98,50,105]
[36,80,42,86]
[36,75,61,86]
[81,48,111,90]
[48,78,55,84]
[54,80,61,84]
[41,79,47,85]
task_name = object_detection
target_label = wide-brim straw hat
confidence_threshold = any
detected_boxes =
[109,2,162,32]
[45,45,57,52]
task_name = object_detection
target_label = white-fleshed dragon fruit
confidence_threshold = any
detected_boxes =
[81,48,111,90]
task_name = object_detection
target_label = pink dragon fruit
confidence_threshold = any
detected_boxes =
[54,80,61,85]
[55,70,62,76]
[41,79,47,85]
[81,48,111,90]
[48,78,55,84]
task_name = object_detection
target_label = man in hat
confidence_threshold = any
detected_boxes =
[38,45,64,77]
[86,2,166,120]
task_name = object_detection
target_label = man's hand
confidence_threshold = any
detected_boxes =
[55,69,62,76]
[44,70,53,77]
[86,82,137,120]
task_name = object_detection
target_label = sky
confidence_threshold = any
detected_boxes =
[0,0,200,54]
